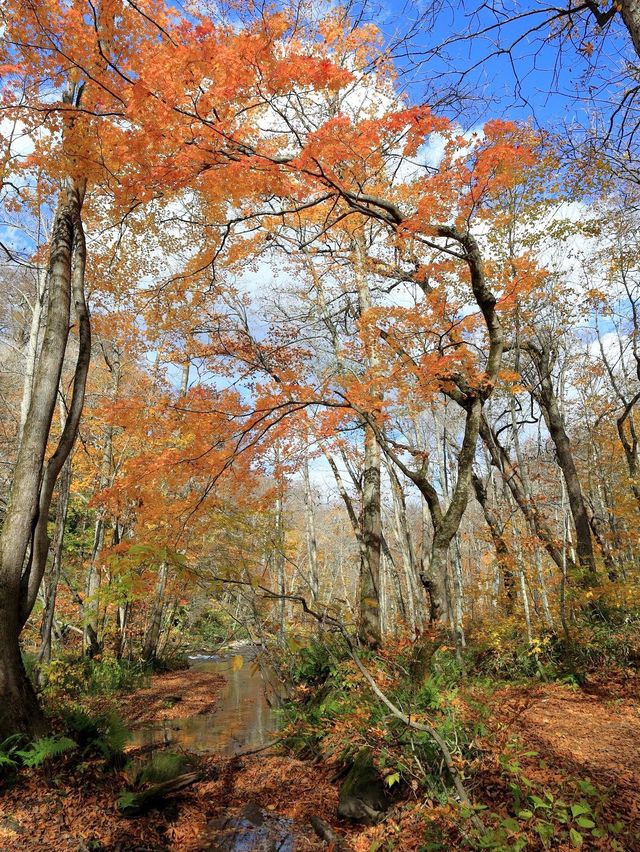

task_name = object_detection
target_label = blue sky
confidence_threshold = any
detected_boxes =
[371,0,634,134]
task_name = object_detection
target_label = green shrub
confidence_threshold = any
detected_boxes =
[86,657,149,694]
[40,655,150,700]
[574,612,640,671]
[150,653,189,673]
[415,678,444,711]
[290,636,349,685]
[0,734,24,776]
[428,648,467,685]
[187,608,248,648]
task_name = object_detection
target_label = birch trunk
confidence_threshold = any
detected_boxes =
[17,266,47,447]
[355,233,382,646]
[303,458,319,604]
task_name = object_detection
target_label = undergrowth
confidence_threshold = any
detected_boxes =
[34,654,151,701]
[282,620,637,850]
[0,706,132,781]
[466,605,640,685]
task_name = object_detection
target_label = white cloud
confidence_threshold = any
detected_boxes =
[0,118,35,158]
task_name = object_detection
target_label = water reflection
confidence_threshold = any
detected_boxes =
[129,648,282,756]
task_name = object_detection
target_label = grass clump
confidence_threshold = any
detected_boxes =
[125,750,192,788]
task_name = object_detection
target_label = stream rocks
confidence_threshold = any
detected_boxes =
[203,802,295,851]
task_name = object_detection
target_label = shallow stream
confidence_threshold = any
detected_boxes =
[128,645,282,756]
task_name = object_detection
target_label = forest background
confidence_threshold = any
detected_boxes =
[1,0,640,849]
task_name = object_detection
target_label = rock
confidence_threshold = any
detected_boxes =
[337,748,389,824]
[203,802,295,851]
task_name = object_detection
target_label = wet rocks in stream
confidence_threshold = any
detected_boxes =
[203,802,295,851]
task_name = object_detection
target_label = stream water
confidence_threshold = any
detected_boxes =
[128,645,282,756]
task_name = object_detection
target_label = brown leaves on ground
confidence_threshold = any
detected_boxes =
[496,681,640,838]
[168,755,340,850]
[95,669,226,726]
[3,675,640,850]
[0,757,172,851]
[0,754,341,851]
[468,677,640,849]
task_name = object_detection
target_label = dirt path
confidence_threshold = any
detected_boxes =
[494,682,640,844]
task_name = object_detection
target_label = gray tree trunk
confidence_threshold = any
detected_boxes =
[359,423,382,646]
[355,233,382,646]
[17,266,47,446]
[303,458,319,604]
[143,562,169,663]
[0,166,87,737]
[525,343,598,587]
[36,452,73,678]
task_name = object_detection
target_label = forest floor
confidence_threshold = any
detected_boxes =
[493,679,640,832]
[1,671,639,850]
[91,668,226,726]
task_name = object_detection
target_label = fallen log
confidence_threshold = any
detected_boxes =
[118,771,202,816]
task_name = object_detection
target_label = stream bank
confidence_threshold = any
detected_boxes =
[1,645,344,850]
[4,646,639,850]
[94,667,226,727]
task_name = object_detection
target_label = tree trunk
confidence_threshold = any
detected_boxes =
[619,0,640,61]
[0,169,86,737]
[142,562,169,663]
[479,413,572,577]
[421,398,485,623]
[84,428,114,656]
[36,453,73,677]
[379,228,504,626]
[354,233,382,647]
[507,394,555,626]
[116,602,129,659]
[274,486,286,644]
[527,343,598,586]
[514,533,533,643]
[472,473,516,611]
[0,599,45,738]
[358,423,382,646]
[303,458,319,604]
[387,461,422,635]
[17,266,47,447]
[22,194,90,626]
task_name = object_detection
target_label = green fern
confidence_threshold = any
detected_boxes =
[62,707,130,761]
[0,734,23,772]
[117,790,137,812]
[99,712,130,759]
[63,707,101,744]
[126,751,190,788]
[15,735,77,768]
